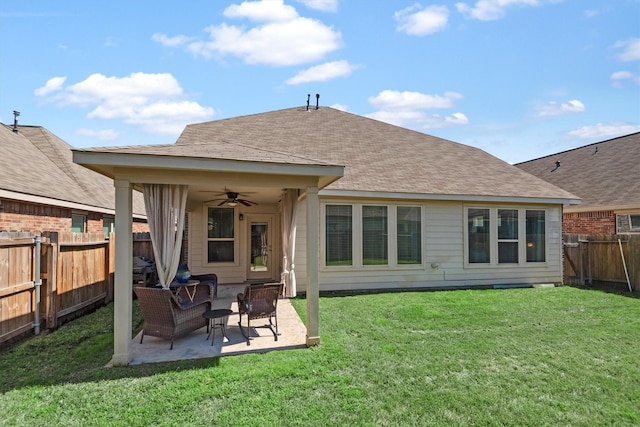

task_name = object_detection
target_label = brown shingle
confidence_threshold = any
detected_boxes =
[1,124,146,215]
[516,132,640,209]
[175,107,576,200]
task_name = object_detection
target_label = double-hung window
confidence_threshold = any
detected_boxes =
[325,205,353,266]
[397,206,421,264]
[466,207,546,265]
[207,207,235,263]
[630,214,640,231]
[71,213,86,232]
[497,209,518,263]
[363,205,388,265]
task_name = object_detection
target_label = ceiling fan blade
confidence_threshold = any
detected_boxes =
[238,199,255,206]
[218,200,228,206]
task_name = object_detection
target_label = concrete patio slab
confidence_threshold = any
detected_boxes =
[127,297,307,365]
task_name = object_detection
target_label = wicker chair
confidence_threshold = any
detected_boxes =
[237,283,284,345]
[134,283,214,349]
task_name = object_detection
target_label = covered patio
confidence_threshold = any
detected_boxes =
[73,145,343,365]
[125,286,308,365]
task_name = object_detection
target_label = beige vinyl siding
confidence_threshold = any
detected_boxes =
[188,202,280,283]
[295,198,563,293]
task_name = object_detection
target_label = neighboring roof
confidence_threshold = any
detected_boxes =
[0,124,146,216]
[174,107,578,202]
[515,132,640,212]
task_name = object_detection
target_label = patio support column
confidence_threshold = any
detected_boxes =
[112,179,133,365]
[305,186,320,346]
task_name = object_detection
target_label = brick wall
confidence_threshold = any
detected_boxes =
[0,199,148,233]
[563,210,616,235]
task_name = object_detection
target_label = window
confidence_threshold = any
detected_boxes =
[468,208,490,263]
[323,204,422,268]
[466,207,546,265]
[71,213,86,232]
[325,205,352,266]
[207,207,235,263]
[498,209,518,263]
[526,210,546,262]
[363,205,388,265]
[397,206,421,264]
[630,214,640,230]
[103,217,115,236]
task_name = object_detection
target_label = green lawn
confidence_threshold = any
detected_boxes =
[0,286,638,426]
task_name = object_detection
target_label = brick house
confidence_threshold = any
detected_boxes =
[1,120,147,234]
[516,132,640,235]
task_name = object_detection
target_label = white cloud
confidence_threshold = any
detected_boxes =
[297,0,338,12]
[224,0,299,22]
[395,5,449,36]
[614,38,640,62]
[330,103,348,111]
[611,70,640,87]
[564,122,640,140]
[286,60,356,84]
[36,72,215,136]
[152,33,193,47]
[75,128,121,141]
[536,99,585,118]
[161,0,341,67]
[189,17,341,66]
[368,90,463,110]
[34,76,67,96]
[367,110,469,129]
[456,0,539,21]
[367,90,467,130]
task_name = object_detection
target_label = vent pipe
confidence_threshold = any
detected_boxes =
[315,93,320,110]
[306,94,310,111]
[13,110,20,132]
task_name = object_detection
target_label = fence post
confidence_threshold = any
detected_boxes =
[33,236,42,334]
[43,231,59,329]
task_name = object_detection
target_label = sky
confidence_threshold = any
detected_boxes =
[1,0,639,164]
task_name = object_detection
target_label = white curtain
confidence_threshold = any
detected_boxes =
[143,184,188,289]
[281,189,298,297]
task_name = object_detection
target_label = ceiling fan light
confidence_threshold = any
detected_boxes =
[227,201,238,207]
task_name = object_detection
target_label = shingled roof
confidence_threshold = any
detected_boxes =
[0,124,146,216]
[173,107,577,201]
[515,132,640,211]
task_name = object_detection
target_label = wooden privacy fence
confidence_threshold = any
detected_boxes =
[0,231,156,347]
[563,234,639,291]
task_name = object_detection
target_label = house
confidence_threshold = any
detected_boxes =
[515,132,640,235]
[72,106,579,365]
[0,121,147,234]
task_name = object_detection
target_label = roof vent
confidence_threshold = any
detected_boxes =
[306,94,310,111]
[12,110,20,133]
[551,160,561,172]
[315,93,320,110]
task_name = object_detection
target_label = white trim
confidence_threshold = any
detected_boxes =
[463,205,549,267]
[565,204,640,213]
[320,189,579,205]
[321,201,425,271]
[73,151,345,179]
[203,205,240,267]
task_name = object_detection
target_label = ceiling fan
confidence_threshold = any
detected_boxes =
[204,190,257,207]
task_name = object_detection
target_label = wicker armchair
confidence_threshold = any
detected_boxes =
[237,283,284,345]
[134,283,214,349]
